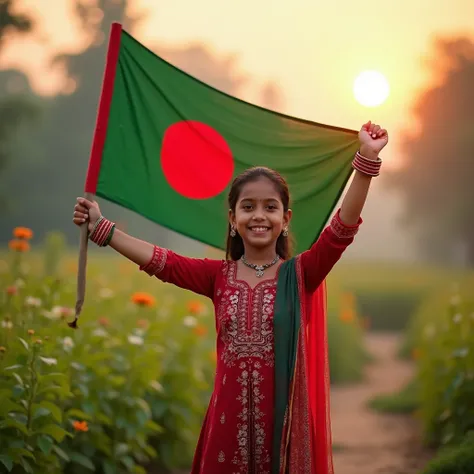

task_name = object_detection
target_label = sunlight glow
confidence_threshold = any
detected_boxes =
[353,70,390,107]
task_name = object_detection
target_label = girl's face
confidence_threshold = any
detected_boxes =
[230,177,291,254]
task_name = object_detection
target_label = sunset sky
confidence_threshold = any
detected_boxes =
[2,0,474,170]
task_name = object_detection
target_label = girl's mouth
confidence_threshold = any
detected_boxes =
[248,226,270,234]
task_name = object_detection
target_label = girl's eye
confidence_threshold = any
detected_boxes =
[267,205,277,210]
[243,205,253,210]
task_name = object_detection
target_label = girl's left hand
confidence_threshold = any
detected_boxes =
[358,121,389,157]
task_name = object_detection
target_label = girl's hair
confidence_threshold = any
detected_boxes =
[225,167,293,261]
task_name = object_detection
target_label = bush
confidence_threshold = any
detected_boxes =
[402,279,474,448]
[369,378,419,414]
[421,438,474,474]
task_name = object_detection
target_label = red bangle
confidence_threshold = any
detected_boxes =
[352,151,382,177]
[89,217,115,247]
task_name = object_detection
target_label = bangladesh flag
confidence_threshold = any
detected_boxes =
[85,22,359,254]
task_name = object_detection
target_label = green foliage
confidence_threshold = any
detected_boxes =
[369,378,419,414]
[421,437,474,474]
[401,278,474,448]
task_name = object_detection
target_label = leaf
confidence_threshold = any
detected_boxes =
[32,405,51,421]
[52,445,70,462]
[36,424,71,443]
[6,447,36,461]
[37,435,53,455]
[70,452,96,471]
[0,418,29,435]
[18,338,29,351]
[39,372,68,388]
[66,408,92,421]
[102,459,115,474]
[0,455,13,472]
[145,420,163,433]
[114,443,129,457]
[3,365,23,371]
[39,357,58,366]
[0,399,26,417]
[11,373,23,386]
[20,458,34,474]
[120,455,135,471]
[38,401,62,423]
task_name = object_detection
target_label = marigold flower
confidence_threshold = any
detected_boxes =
[13,227,33,240]
[187,300,205,315]
[8,239,30,252]
[72,420,89,432]
[35,339,43,345]
[0,346,6,353]
[6,286,18,296]
[131,292,156,307]
[27,329,35,336]
[193,324,208,337]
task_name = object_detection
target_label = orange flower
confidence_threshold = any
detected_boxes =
[72,420,89,432]
[193,324,208,337]
[0,346,6,353]
[8,239,30,252]
[412,348,422,360]
[27,329,35,336]
[131,292,156,307]
[98,317,110,327]
[13,227,33,240]
[339,309,355,324]
[187,300,205,315]
[6,286,18,295]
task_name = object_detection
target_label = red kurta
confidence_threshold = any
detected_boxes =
[140,212,361,474]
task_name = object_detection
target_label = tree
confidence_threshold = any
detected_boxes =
[0,0,37,208]
[385,37,474,266]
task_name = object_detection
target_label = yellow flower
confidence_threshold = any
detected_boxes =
[72,420,89,432]
[8,239,30,252]
[131,292,156,307]
[13,227,33,240]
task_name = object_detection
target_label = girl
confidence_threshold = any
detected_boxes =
[73,121,388,474]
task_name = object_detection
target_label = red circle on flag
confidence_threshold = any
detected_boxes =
[161,121,234,199]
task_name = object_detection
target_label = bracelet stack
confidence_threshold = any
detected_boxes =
[352,151,382,177]
[89,216,116,247]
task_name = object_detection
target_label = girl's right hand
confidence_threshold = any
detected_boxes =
[73,198,102,233]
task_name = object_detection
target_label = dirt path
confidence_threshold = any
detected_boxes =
[331,332,432,474]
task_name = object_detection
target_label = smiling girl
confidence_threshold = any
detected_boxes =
[73,120,388,474]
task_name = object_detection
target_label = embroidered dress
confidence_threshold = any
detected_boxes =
[139,210,361,474]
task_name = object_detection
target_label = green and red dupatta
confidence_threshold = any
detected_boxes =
[273,257,333,474]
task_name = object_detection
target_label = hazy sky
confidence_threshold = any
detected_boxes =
[2,0,472,260]
[2,0,474,169]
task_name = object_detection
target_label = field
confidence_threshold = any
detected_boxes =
[1,229,472,473]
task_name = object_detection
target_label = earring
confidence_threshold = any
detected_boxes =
[283,227,289,237]
[230,226,236,237]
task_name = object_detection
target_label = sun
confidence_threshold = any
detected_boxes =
[353,70,390,107]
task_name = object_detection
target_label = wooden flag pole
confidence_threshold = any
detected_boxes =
[69,191,94,328]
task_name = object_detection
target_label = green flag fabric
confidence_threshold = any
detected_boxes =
[85,22,360,253]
